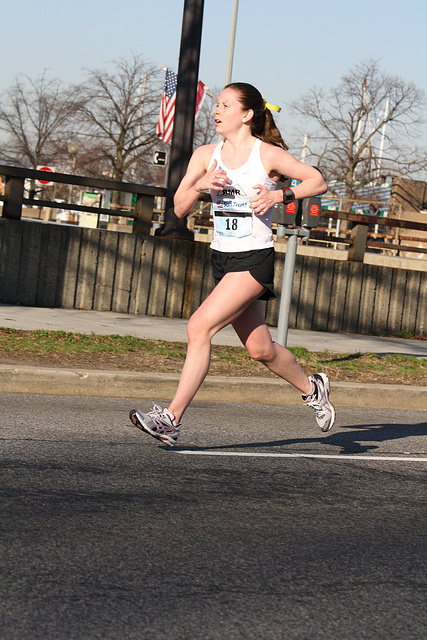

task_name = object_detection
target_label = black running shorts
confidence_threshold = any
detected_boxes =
[211,247,276,301]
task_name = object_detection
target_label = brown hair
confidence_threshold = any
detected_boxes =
[225,82,288,150]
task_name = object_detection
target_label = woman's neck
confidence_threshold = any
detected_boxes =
[221,133,257,170]
[223,129,256,151]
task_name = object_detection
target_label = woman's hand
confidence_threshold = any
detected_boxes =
[250,184,282,215]
[174,147,231,218]
[194,159,230,193]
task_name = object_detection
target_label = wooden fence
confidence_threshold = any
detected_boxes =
[1,218,426,337]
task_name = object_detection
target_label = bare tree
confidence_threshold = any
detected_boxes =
[289,59,427,207]
[76,54,161,185]
[0,71,81,168]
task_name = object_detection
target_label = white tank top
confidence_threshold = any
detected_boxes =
[208,138,276,252]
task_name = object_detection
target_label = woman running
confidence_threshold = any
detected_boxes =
[130,82,335,445]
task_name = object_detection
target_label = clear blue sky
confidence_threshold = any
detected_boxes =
[2,0,426,147]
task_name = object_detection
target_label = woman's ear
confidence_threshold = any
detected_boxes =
[242,109,254,123]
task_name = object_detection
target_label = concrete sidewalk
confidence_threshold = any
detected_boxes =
[0,304,426,410]
[1,304,426,357]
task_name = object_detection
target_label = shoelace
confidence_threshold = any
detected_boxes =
[305,395,326,417]
[148,403,163,416]
[148,403,179,429]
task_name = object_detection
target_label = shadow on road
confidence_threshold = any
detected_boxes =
[177,421,427,454]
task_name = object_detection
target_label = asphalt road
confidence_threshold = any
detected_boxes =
[2,394,426,640]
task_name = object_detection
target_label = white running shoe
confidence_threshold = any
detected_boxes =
[303,373,336,432]
[129,404,181,446]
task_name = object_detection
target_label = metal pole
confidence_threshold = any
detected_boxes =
[276,228,310,347]
[159,0,205,238]
[276,233,298,347]
[224,0,239,85]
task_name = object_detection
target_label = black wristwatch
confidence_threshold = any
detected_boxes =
[282,187,295,204]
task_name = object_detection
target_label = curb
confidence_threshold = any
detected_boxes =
[0,364,426,410]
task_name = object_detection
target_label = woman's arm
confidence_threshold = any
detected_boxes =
[173,145,230,218]
[250,143,327,214]
[267,146,328,199]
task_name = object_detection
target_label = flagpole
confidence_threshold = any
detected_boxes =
[225,0,239,85]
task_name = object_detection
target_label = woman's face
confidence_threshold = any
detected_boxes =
[213,88,249,136]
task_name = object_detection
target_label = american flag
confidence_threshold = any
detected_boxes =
[156,68,206,144]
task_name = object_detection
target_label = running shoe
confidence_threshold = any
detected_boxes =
[303,373,336,432]
[129,404,181,446]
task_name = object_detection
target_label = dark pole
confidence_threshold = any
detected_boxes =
[157,0,205,239]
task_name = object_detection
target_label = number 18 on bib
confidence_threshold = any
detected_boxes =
[213,198,253,238]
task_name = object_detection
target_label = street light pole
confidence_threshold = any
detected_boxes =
[224,0,239,85]
[158,0,205,239]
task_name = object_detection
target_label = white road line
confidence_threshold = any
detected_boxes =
[175,451,427,462]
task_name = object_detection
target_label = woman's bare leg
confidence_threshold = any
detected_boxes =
[168,272,265,422]
[231,301,312,395]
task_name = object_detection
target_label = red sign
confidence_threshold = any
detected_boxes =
[36,166,54,186]
[285,202,297,215]
[309,204,320,217]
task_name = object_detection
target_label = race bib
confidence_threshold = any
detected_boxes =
[213,197,253,238]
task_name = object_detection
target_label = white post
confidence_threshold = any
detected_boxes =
[377,99,389,180]
[136,74,147,142]
[301,134,308,162]
[356,79,367,153]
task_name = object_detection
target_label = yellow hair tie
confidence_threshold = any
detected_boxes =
[263,99,281,113]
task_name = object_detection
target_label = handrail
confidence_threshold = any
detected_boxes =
[0,163,167,234]
[324,209,427,232]
[1,163,426,254]
[0,164,166,196]
[322,209,427,261]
